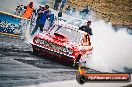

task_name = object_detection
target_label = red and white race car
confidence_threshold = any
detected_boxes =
[31,21,93,66]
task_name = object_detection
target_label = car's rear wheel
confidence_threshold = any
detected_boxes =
[76,71,86,84]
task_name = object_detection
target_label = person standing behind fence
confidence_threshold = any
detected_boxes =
[60,0,67,9]
[47,10,55,33]
[58,9,62,20]
[31,5,50,36]
[65,5,71,15]
[70,8,76,16]
[15,5,23,16]
[54,0,62,10]
[80,6,90,19]
[22,2,34,19]
[36,6,42,15]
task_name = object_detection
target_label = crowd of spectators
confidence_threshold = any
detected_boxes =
[15,1,92,36]
[53,0,90,19]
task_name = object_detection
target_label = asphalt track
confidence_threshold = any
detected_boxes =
[0,35,77,87]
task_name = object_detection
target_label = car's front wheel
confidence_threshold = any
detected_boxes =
[32,46,38,55]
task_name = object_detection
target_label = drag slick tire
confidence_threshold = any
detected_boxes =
[32,46,39,55]
[76,71,86,84]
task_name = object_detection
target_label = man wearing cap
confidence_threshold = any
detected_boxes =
[31,5,50,35]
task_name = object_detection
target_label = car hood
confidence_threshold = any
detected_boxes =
[35,33,80,50]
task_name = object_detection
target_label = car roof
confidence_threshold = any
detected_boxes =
[54,20,87,35]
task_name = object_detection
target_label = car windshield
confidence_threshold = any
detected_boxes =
[54,25,83,44]
[67,19,83,27]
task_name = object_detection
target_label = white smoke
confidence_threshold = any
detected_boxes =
[85,20,132,72]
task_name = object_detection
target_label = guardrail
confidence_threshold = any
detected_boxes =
[0,11,30,38]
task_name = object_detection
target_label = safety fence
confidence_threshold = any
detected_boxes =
[0,11,30,38]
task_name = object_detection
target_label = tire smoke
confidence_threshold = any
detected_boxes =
[86,20,132,72]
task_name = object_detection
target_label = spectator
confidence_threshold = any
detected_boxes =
[65,5,71,15]
[58,9,62,19]
[22,2,35,19]
[80,6,90,19]
[31,5,50,35]
[83,6,89,14]
[36,6,42,14]
[60,0,67,9]
[70,8,76,16]
[48,10,55,32]
[33,6,43,27]
[79,21,93,35]
[15,5,23,16]
[20,5,25,16]
[54,0,62,10]
[30,8,37,26]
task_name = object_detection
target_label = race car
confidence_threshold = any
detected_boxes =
[30,20,93,66]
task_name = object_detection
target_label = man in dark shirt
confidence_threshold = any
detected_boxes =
[58,9,62,18]
[79,21,93,35]
[54,0,62,10]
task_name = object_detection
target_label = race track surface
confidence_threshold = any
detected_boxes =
[0,35,76,87]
